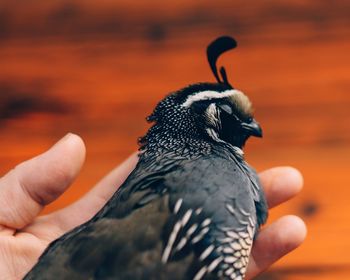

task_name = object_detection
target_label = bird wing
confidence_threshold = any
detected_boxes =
[24,154,189,280]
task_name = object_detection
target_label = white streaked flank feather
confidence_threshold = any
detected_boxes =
[162,222,182,263]
[199,245,215,261]
[174,198,183,214]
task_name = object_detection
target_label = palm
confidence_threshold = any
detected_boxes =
[0,134,306,280]
[0,227,46,279]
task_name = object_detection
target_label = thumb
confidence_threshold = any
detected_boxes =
[0,133,85,230]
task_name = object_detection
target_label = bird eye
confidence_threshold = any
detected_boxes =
[218,104,232,115]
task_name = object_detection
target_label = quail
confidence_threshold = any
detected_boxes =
[24,36,268,280]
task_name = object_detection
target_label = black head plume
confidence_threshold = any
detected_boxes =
[207,36,237,88]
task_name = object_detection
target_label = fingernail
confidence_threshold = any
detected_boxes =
[52,133,73,148]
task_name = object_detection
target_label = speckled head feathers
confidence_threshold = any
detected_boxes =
[141,36,261,152]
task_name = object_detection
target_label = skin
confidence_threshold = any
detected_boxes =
[0,133,307,280]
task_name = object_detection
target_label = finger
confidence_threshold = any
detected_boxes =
[0,133,85,229]
[48,153,138,232]
[83,153,139,203]
[259,167,303,209]
[246,215,307,279]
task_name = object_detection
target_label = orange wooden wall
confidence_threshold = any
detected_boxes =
[0,1,349,279]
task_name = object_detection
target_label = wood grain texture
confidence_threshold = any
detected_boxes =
[0,0,349,279]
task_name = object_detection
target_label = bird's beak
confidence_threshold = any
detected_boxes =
[241,119,263,138]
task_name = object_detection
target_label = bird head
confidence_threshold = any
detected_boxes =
[144,36,262,150]
[181,83,262,148]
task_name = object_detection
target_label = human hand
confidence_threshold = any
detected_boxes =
[0,133,306,280]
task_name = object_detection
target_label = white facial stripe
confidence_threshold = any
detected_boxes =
[181,89,241,107]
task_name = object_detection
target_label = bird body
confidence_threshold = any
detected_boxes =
[24,37,268,280]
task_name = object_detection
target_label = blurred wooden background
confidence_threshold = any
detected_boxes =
[0,0,349,279]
